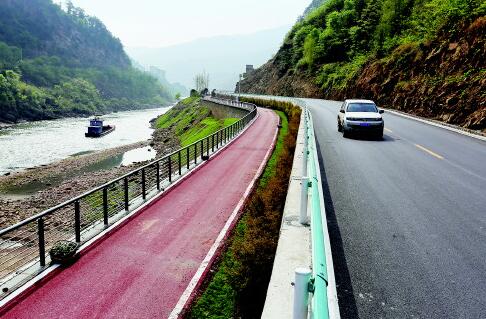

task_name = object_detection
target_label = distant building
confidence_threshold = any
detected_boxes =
[246,65,254,74]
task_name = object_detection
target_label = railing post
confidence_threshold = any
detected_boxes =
[168,156,172,183]
[142,168,146,200]
[103,187,109,226]
[195,143,197,164]
[38,218,46,267]
[156,163,160,191]
[293,268,311,319]
[206,136,209,156]
[187,147,190,170]
[124,177,130,210]
[200,140,204,160]
[300,176,309,224]
[178,151,182,175]
[212,134,215,152]
[75,201,81,243]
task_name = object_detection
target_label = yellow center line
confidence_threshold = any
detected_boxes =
[384,128,393,133]
[414,144,444,160]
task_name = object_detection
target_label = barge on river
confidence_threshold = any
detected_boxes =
[85,117,115,138]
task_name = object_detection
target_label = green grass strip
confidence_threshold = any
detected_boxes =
[180,117,238,147]
[259,110,288,188]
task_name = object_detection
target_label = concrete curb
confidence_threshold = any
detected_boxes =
[261,107,312,319]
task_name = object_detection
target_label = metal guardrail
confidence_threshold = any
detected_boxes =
[292,104,333,319]
[304,106,330,319]
[203,96,255,112]
[0,98,257,300]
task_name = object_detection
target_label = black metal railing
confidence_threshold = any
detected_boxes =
[0,98,257,299]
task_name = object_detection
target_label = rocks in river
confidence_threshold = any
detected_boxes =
[4,172,10,176]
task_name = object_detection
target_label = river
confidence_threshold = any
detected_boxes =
[0,106,171,175]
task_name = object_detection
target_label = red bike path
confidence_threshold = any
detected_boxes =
[2,108,278,319]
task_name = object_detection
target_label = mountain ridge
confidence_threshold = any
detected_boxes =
[0,0,172,123]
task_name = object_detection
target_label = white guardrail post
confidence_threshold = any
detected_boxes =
[300,176,309,225]
[293,267,312,319]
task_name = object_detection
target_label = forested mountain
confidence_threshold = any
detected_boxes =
[0,0,172,123]
[241,0,486,132]
[130,62,189,97]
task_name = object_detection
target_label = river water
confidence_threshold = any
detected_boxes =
[0,106,171,175]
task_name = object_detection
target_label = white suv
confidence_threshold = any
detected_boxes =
[337,99,384,139]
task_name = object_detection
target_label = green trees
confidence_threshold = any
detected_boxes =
[0,42,21,69]
[282,0,485,90]
[52,78,103,115]
[0,71,49,122]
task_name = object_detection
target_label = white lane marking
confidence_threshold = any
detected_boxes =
[414,144,444,160]
[384,128,393,133]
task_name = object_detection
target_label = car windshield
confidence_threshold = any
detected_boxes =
[347,103,377,112]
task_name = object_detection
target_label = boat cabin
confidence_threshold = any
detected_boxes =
[87,118,104,135]
[85,116,115,138]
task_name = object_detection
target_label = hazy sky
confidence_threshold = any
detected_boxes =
[67,0,310,48]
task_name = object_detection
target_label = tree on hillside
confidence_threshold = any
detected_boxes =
[194,71,210,92]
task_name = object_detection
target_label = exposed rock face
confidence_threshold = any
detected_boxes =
[241,17,486,133]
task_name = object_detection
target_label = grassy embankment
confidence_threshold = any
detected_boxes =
[188,98,300,319]
[155,97,238,146]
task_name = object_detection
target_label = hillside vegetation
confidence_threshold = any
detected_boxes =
[0,0,172,123]
[153,97,238,149]
[241,0,486,132]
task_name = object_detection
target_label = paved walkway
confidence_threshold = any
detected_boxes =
[2,108,278,319]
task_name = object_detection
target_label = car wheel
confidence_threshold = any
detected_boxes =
[342,128,349,138]
[376,131,383,140]
[337,121,342,132]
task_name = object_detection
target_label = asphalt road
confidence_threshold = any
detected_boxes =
[303,98,486,318]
